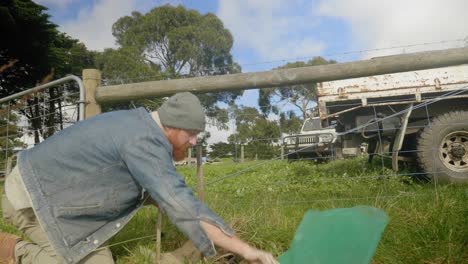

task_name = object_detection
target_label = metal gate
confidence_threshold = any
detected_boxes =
[0,75,85,176]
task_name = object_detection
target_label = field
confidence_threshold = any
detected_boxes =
[1,158,467,263]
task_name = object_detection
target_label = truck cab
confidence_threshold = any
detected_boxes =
[282,117,338,162]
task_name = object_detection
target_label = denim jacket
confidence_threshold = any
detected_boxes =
[18,108,233,263]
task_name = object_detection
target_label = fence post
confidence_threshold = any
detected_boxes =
[196,145,204,202]
[83,69,102,119]
[240,145,244,163]
[281,146,284,160]
[187,147,192,163]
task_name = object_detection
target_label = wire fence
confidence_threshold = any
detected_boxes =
[0,83,82,176]
[174,69,468,212]
[99,38,468,86]
[1,66,467,202]
[1,56,467,258]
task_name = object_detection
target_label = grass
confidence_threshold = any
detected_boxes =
[1,158,467,263]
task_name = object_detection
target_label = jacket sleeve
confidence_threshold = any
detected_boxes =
[121,134,234,257]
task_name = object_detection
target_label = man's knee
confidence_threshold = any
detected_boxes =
[1,193,14,224]
[80,247,114,264]
[15,241,61,264]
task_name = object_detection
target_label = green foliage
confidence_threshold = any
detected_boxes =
[0,0,57,95]
[227,106,282,159]
[1,159,467,263]
[112,6,236,77]
[95,47,162,85]
[208,142,234,158]
[49,32,95,77]
[1,0,95,144]
[279,110,302,135]
[259,57,337,120]
[0,0,93,95]
[230,106,281,143]
[93,46,164,112]
[107,5,243,125]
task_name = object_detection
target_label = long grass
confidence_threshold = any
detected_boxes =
[1,158,467,263]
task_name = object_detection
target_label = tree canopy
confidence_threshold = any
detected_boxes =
[208,142,234,159]
[0,0,94,144]
[258,57,337,120]
[106,5,242,126]
[0,0,57,96]
[227,106,281,159]
[112,6,238,77]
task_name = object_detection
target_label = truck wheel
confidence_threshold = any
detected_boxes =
[417,111,468,183]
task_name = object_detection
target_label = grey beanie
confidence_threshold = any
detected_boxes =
[158,92,206,131]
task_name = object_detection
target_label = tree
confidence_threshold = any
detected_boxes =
[279,110,303,135]
[113,7,238,77]
[93,46,164,112]
[208,142,234,159]
[258,57,337,120]
[0,0,59,96]
[228,106,282,159]
[94,47,162,85]
[0,0,94,143]
[109,5,242,126]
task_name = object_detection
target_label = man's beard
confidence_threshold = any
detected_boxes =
[172,145,188,161]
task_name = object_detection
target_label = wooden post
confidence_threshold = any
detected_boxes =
[281,146,284,160]
[187,147,192,164]
[196,145,204,202]
[83,69,102,119]
[155,210,162,264]
[240,145,244,163]
[95,47,468,103]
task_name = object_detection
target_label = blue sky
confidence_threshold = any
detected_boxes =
[33,0,468,142]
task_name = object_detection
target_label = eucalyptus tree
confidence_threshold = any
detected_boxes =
[109,5,242,126]
[228,106,281,159]
[258,57,337,120]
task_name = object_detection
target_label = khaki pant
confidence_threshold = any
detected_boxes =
[2,194,114,264]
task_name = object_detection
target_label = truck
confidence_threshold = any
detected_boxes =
[316,64,468,183]
[282,116,338,162]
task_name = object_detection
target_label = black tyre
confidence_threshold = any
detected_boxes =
[417,111,468,183]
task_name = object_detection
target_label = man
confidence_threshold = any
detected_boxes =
[0,92,278,264]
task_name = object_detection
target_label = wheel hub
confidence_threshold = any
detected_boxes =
[450,144,466,159]
[439,131,468,172]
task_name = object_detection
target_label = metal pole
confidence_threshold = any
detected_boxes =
[234,134,238,162]
[240,145,244,163]
[187,147,192,164]
[42,93,46,139]
[4,102,10,170]
[196,145,204,202]
[95,47,468,103]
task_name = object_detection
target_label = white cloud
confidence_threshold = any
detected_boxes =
[59,0,138,51]
[317,0,468,58]
[206,123,235,144]
[218,0,326,62]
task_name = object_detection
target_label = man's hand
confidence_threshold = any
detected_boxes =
[200,221,279,264]
[243,248,280,264]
